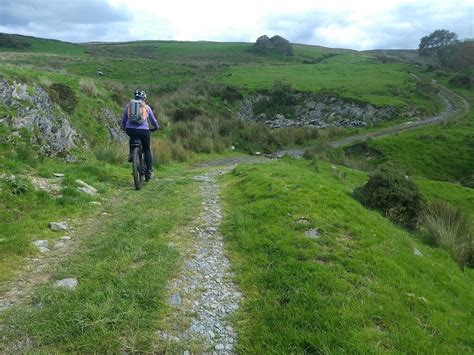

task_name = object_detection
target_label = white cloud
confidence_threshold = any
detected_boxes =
[0,0,473,48]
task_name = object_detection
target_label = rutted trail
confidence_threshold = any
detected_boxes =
[272,79,470,158]
[159,167,242,353]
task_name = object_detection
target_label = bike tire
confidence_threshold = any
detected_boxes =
[132,147,142,190]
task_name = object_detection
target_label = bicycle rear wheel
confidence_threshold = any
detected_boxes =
[132,147,143,190]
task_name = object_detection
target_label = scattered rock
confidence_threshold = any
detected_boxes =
[215,344,225,351]
[412,246,423,256]
[254,151,261,156]
[48,221,69,231]
[30,176,61,195]
[54,278,78,290]
[158,331,180,342]
[237,93,398,129]
[60,236,71,241]
[37,246,50,253]
[54,242,65,249]
[76,179,98,195]
[52,173,65,178]
[297,216,309,224]
[169,293,182,305]
[32,240,49,249]
[89,201,102,206]
[305,229,321,238]
[66,155,77,164]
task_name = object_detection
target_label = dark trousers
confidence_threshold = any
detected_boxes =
[126,128,153,171]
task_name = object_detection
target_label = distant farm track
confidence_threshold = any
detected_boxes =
[273,79,470,158]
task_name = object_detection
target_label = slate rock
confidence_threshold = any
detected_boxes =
[169,293,182,305]
[305,229,321,238]
[49,221,69,231]
[54,278,78,290]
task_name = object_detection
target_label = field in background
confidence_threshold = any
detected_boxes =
[1,33,473,353]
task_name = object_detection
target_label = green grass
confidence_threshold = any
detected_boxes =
[84,41,329,65]
[0,148,131,282]
[215,53,438,110]
[0,165,201,352]
[0,33,85,56]
[221,158,474,353]
[358,74,474,185]
[66,57,197,88]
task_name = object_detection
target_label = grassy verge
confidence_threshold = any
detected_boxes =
[0,165,201,352]
[221,158,474,353]
[0,152,131,283]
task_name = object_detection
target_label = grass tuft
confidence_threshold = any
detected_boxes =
[422,200,473,270]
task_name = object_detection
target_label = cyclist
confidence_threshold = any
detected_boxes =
[121,89,160,179]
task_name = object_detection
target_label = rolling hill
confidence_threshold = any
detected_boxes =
[0,33,472,353]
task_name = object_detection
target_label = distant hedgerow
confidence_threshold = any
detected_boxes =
[353,163,424,229]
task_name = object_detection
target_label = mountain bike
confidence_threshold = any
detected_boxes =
[130,138,150,190]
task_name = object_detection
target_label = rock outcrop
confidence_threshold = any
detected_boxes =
[97,107,127,141]
[0,80,81,156]
[238,93,398,129]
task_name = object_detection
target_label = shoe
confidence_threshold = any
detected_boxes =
[146,171,154,180]
[128,153,132,162]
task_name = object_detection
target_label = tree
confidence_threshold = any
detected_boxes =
[253,35,294,56]
[418,29,459,66]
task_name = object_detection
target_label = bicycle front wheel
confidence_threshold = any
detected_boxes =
[132,147,143,190]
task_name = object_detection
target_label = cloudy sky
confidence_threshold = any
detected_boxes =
[0,0,472,50]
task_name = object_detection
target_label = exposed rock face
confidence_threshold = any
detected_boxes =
[97,107,126,141]
[0,80,81,156]
[238,93,398,129]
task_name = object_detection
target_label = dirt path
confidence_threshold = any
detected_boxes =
[271,80,469,158]
[158,164,251,353]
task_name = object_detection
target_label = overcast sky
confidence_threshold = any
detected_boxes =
[0,0,473,50]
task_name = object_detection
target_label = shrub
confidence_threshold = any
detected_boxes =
[80,78,98,97]
[46,83,78,113]
[209,84,242,102]
[422,200,473,270]
[253,81,296,118]
[2,175,30,195]
[353,163,424,229]
[171,103,202,122]
[449,74,472,88]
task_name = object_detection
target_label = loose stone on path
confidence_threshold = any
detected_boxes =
[48,221,69,231]
[160,168,242,353]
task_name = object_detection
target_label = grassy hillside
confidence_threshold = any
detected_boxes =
[215,54,439,112]
[1,34,473,353]
[83,41,332,65]
[0,33,85,56]
[347,75,474,186]
[222,159,474,353]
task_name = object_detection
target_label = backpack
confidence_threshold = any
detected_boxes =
[127,99,148,125]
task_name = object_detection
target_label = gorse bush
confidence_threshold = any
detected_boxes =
[422,200,473,270]
[353,163,424,229]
